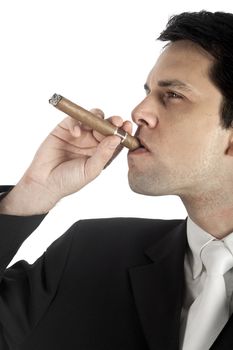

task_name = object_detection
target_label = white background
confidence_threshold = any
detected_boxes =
[1,0,232,265]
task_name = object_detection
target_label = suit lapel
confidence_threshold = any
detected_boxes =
[128,220,187,350]
[211,311,233,349]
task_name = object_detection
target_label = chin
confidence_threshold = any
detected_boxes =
[128,175,155,196]
[128,172,175,197]
[128,182,144,195]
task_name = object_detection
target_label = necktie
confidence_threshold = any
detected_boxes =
[181,240,233,350]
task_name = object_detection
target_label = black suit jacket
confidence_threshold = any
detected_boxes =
[0,186,232,350]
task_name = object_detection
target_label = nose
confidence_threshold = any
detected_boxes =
[131,97,159,128]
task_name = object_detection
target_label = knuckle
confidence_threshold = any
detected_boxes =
[89,108,105,118]
[108,115,123,126]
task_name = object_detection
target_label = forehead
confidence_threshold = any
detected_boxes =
[147,40,215,92]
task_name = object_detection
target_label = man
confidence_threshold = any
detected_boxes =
[0,10,233,350]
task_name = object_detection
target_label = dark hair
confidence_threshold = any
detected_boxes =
[157,11,233,129]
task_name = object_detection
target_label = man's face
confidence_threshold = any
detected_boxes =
[128,40,231,198]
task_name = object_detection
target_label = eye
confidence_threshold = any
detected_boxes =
[164,91,183,100]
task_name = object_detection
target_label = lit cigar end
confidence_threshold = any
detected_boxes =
[49,93,62,106]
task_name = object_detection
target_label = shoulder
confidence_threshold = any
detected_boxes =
[66,217,185,262]
[72,217,184,240]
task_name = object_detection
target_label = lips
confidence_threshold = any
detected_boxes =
[128,137,151,155]
[138,138,150,151]
[132,128,149,151]
[135,135,152,152]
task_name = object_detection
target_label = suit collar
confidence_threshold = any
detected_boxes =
[128,219,187,350]
[211,312,233,349]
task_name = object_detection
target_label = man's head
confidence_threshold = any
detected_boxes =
[158,11,233,130]
[128,11,233,202]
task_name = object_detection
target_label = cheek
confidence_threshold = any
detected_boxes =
[155,97,223,159]
[173,135,223,181]
[157,115,216,166]
[157,117,193,154]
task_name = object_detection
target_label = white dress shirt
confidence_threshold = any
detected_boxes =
[180,216,233,348]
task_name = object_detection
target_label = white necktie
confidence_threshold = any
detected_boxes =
[181,240,233,350]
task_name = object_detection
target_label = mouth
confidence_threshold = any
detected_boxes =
[139,138,150,150]
[128,137,151,155]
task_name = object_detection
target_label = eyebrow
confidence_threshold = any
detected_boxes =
[144,79,194,93]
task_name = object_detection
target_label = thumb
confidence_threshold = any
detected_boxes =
[85,136,121,178]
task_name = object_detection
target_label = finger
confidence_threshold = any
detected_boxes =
[53,116,79,138]
[108,115,124,127]
[89,108,105,118]
[58,116,78,130]
[92,115,124,142]
[58,107,105,138]
[81,108,105,131]
[85,135,121,178]
[54,116,86,140]
[71,124,81,137]
[104,144,124,169]
[103,120,133,168]
[122,120,133,135]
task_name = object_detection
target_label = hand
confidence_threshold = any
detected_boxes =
[5,109,132,214]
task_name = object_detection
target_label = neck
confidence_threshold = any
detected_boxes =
[180,189,233,239]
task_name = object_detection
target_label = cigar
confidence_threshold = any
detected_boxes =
[49,94,140,151]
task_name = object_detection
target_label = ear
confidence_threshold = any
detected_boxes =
[225,125,233,156]
[226,145,233,156]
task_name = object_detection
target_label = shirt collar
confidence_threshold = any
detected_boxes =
[187,217,215,279]
[223,232,233,256]
[187,217,233,279]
